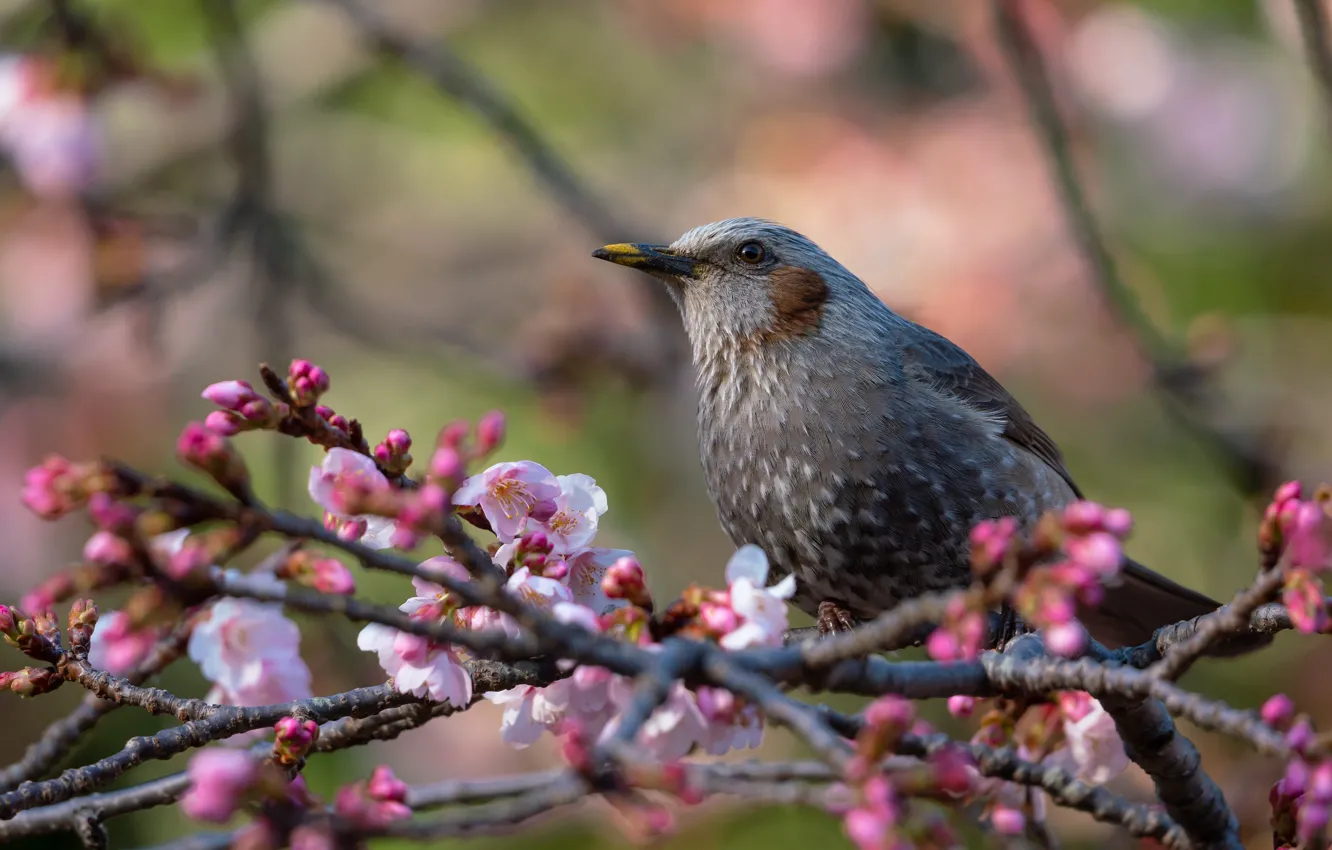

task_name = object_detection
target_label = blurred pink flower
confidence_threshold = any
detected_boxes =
[179,749,258,823]
[87,610,157,674]
[189,578,311,703]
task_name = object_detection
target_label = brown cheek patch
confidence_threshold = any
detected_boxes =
[766,265,829,340]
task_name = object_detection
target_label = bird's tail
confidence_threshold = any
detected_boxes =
[1076,558,1273,656]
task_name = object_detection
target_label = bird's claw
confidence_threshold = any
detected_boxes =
[817,601,857,636]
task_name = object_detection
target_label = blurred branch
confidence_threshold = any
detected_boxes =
[1294,0,1332,117]
[990,0,1285,497]
[313,0,686,376]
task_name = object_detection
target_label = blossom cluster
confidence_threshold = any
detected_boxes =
[8,357,1304,849]
[1262,482,1332,633]
[926,501,1133,661]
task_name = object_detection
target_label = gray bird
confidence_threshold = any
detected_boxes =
[593,217,1260,651]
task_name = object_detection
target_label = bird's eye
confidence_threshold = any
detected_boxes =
[736,241,765,264]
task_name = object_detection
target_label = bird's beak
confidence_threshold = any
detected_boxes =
[591,243,699,278]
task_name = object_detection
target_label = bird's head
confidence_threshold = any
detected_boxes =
[593,218,867,354]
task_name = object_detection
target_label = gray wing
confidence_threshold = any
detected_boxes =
[898,325,1082,498]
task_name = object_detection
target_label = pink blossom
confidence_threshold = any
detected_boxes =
[947,696,976,718]
[308,449,396,550]
[485,686,547,747]
[1285,502,1331,571]
[451,460,561,542]
[1044,621,1088,657]
[536,474,608,554]
[1283,569,1329,634]
[274,716,319,763]
[969,517,1018,573]
[21,454,87,519]
[696,687,764,755]
[1262,694,1296,729]
[476,410,506,455]
[601,555,651,608]
[357,563,473,707]
[189,584,311,702]
[603,679,708,762]
[1064,531,1124,575]
[0,63,99,198]
[287,360,330,407]
[180,749,259,823]
[1044,697,1128,784]
[926,597,987,662]
[990,806,1026,835]
[202,380,261,411]
[83,531,132,566]
[565,547,635,615]
[358,621,471,706]
[718,545,795,650]
[88,611,157,674]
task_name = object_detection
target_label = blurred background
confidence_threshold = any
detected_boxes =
[1,0,1330,847]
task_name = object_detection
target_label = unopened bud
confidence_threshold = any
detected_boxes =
[67,599,99,655]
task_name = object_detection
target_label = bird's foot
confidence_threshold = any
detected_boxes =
[817,601,857,636]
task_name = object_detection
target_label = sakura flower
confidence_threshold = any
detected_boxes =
[180,749,259,823]
[602,680,709,762]
[1044,696,1129,784]
[308,449,397,550]
[452,460,561,542]
[719,545,795,650]
[207,657,313,707]
[188,579,310,701]
[565,547,635,615]
[538,473,608,554]
[87,611,157,674]
[357,561,473,707]
[485,686,547,747]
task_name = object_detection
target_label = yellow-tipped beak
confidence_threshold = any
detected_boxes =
[592,243,699,277]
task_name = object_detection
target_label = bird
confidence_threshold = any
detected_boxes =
[592,217,1263,652]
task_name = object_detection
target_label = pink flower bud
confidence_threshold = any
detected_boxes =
[1066,532,1123,575]
[428,447,465,481]
[475,410,506,454]
[7,666,61,697]
[543,560,569,580]
[311,559,356,595]
[947,695,975,718]
[367,765,408,803]
[21,454,89,520]
[274,716,319,764]
[1045,621,1087,657]
[528,499,557,523]
[176,422,250,493]
[386,429,411,454]
[522,530,551,553]
[843,808,888,850]
[930,746,975,796]
[1311,763,1332,803]
[1262,694,1296,729]
[1061,501,1105,534]
[1103,507,1133,538]
[83,531,132,566]
[0,605,15,638]
[1276,481,1304,505]
[204,410,243,436]
[1288,718,1316,753]
[201,380,258,411]
[1300,801,1330,842]
[864,695,914,731]
[699,601,739,635]
[439,419,469,449]
[287,360,330,406]
[990,806,1026,835]
[926,627,960,662]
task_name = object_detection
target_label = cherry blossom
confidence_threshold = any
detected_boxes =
[718,545,795,650]
[188,575,312,706]
[537,473,608,554]
[87,611,158,675]
[1045,695,1129,784]
[452,460,561,542]
[356,560,473,707]
[566,547,635,615]
[308,449,397,550]
[180,749,259,823]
